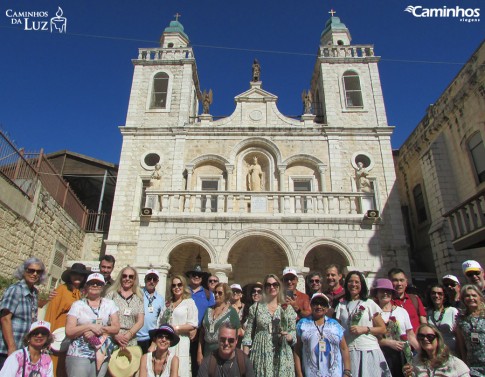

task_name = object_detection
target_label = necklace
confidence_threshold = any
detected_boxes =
[152,350,169,377]
[430,307,445,326]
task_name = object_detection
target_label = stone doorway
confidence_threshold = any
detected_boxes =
[304,245,349,292]
[168,242,212,276]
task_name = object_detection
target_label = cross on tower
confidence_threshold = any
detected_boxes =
[329,9,336,17]
[174,13,181,21]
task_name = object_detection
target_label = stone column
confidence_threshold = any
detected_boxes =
[186,164,194,191]
[207,263,233,283]
[225,165,234,191]
[317,164,327,191]
[278,165,287,191]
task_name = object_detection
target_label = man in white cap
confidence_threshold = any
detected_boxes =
[137,269,165,353]
[462,260,485,293]
[282,267,311,320]
[442,274,461,308]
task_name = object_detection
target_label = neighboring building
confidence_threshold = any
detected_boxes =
[394,41,485,285]
[106,16,409,294]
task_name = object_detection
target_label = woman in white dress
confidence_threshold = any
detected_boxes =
[158,275,198,377]
[139,324,179,377]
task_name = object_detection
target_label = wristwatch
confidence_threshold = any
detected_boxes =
[343,369,353,377]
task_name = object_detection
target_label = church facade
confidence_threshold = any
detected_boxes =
[105,16,409,294]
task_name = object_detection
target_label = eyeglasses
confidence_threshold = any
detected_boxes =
[265,282,279,288]
[30,330,49,337]
[310,279,321,284]
[431,291,444,296]
[171,283,183,288]
[219,337,236,344]
[466,271,481,277]
[208,279,219,283]
[252,289,262,295]
[417,333,437,342]
[214,291,224,296]
[156,334,170,340]
[26,268,44,275]
[232,291,242,295]
[146,276,159,282]
[87,282,104,287]
[443,281,457,287]
[122,274,135,280]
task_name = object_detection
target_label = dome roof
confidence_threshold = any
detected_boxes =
[321,16,348,37]
[164,20,189,40]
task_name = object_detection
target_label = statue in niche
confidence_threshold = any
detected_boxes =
[201,89,213,114]
[355,161,373,193]
[252,59,261,82]
[301,90,312,114]
[150,163,162,188]
[247,156,263,191]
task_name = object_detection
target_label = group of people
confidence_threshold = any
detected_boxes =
[0,256,484,377]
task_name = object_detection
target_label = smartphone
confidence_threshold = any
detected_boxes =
[286,290,294,299]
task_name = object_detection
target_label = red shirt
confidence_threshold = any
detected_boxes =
[392,293,426,332]
[294,290,311,320]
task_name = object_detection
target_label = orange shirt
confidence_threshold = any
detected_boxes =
[44,284,82,331]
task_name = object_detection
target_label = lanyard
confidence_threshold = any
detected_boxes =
[145,291,156,306]
[118,292,134,306]
[346,300,362,318]
[84,298,102,318]
[429,307,445,327]
[313,320,325,339]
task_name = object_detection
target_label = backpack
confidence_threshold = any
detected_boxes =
[208,349,246,377]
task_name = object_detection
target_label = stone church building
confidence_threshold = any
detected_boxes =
[105,16,409,294]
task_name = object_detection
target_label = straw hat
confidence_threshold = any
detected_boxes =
[51,327,70,352]
[108,346,142,377]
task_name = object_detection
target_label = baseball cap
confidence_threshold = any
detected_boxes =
[442,274,460,284]
[86,273,105,284]
[29,320,51,334]
[462,260,482,274]
[282,267,297,277]
[145,269,160,278]
[230,284,242,291]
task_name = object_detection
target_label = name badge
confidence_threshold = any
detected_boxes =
[124,308,132,316]
[148,306,154,313]
[471,332,480,343]
[209,323,215,333]
[95,318,103,325]
[319,339,326,353]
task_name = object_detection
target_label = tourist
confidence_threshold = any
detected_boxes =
[65,273,120,377]
[372,278,418,377]
[98,255,115,295]
[442,274,462,308]
[425,284,458,353]
[158,274,198,377]
[198,283,240,362]
[230,284,245,321]
[455,284,485,376]
[241,283,263,328]
[242,274,296,377]
[294,293,351,377]
[282,268,311,320]
[137,269,165,354]
[462,260,485,294]
[335,271,390,376]
[0,257,46,369]
[388,268,426,332]
[403,324,469,377]
[44,263,89,376]
[324,264,345,314]
[305,271,323,297]
[0,320,54,377]
[105,266,145,348]
[198,322,254,377]
[207,275,219,292]
[139,324,179,377]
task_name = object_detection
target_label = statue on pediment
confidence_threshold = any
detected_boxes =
[355,161,373,193]
[150,163,162,188]
[202,89,213,114]
[301,90,313,114]
[247,156,263,191]
[252,59,261,82]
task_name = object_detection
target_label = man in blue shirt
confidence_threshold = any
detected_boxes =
[137,269,165,353]
[187,264,214,376]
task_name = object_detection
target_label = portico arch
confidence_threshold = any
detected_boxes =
[163,236,216,275]
[300,238,354,273]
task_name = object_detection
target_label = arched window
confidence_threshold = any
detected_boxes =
[150,72,169,109]
[468,132,485,183]
[413,184,428,223]
[343,71,363,108]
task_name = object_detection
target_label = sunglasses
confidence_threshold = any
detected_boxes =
[232,291,242,295]
[466,271,481,277]
[443,281,457,287]
[208,279,219,283]
[146,276,159,282]
[310,279,321,284]
[156,334,170,340]
[431,291,444,296]
[214,291,224,296]
[87,281,104,287]
[122,274,135,280]
[265,282,279,288]
[417,333,437,342]
[311,301,329,307]
[171,283,183,288]
[30,329,49,337]
[190,274,202,279]
[283,277,296,282]
[219,337,236,344]
[26,268,44,275]
[252,289,262,295]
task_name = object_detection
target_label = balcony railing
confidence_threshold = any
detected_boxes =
[443,188,485,250]
[136,47,194,61]
[144,190,376,216]
[319,45,375,59]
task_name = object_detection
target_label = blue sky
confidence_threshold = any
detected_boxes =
[0,0,483,164]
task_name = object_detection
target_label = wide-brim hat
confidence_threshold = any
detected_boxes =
[148,324,180,346]
[51,327,70,352]
[370,278,397,295]
[185,264,209,278]
[108,346,142,377]
[61,263,90,283]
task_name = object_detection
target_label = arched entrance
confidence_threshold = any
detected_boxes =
[227,236,289,286]
[168,242,212,277]
[304,245,349,273]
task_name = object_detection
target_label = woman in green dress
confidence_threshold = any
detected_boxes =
[242,274,296,377]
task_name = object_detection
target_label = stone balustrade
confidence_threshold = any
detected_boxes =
[144,190,376,216]
[137,47,194,61]
[319,45,375,59]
